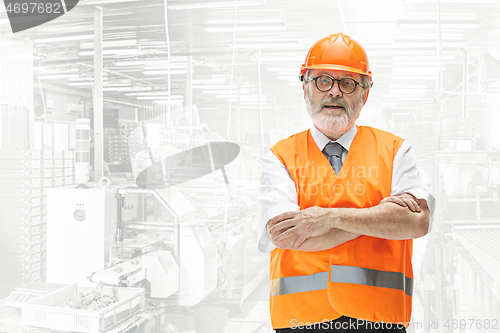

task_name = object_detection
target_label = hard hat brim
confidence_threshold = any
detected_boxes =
[302,64,372,79]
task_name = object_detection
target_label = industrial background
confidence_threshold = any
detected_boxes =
[0,0,499,332]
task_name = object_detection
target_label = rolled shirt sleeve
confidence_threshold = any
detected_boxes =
[258,151,300,252]
[391,140,436,233]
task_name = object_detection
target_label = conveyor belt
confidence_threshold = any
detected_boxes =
[454,228,500,285]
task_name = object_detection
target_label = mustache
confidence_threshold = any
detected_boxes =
[315,97,348,113]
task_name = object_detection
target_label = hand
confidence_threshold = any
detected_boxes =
[266,207,335,250]
[380,193,421,213]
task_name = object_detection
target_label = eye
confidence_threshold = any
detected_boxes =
[341,79,355,87]
[319,77,330,84]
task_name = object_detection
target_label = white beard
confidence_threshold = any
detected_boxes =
[305,88,364,134]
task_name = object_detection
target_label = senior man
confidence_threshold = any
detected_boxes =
[258,33,435,332]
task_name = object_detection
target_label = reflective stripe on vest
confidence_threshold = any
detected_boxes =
[270,271,329,297]
[330,265,413,297]
[269,266,413,298]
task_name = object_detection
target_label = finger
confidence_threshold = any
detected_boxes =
[403,192,418,202]
[404,194,421,212]
[267,213,295,231]
[399,197,417,212]
[381,196,407,207]
[404,193,421,212]
[272,226,295,241]
[269,219,298,236]
[274,226,300,242]
[400,196,420,212]
[271,211,299,225]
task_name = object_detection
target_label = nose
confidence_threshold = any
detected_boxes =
[328,81,343,97]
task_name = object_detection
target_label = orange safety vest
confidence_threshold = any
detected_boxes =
[269,126,412,329]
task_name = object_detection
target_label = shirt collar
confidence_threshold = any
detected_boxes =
[310,124,357,152]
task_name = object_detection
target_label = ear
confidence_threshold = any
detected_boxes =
[362,88,370,106]
[303,82,307,99]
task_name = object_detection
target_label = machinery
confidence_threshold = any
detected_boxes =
[38,116,265,333]
[47,185,220,306]
[46,122,262,312]
[423,149,500,332]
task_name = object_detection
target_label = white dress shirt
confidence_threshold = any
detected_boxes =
[258,125,436,252]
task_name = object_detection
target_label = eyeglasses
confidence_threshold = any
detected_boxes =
[305,75,368,94]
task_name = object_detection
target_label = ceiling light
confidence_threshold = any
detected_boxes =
[33,35,94,43]
[193,85,237,89]
[395,33,464,41]
[192,76,228,85]
[206,19,283,24]
[103,87,152,92]
[152,100,184,104]
[136,96,184,100]
[79,39,138,49]
[388,89,427,95]
[38,74,79,80]
[228,98,265,102]
[234,37,297,43]
[205,25,286,33]
[278,75,299,81]
[397,21,480,29]
[114,57,186,67]
[391,75,437,80]
[78,49,142,56]
[231,42,298,49]
[266,67,297,72]
[40,68,80,74]
[392,68,439,75]
[143,64,187,70]
[168,0,266,10]
[402,0,495,3]
[104,83,131,87]
[143,70,187,75]
[202,90,236,94]
[125,91,171,96]
[67,81,107,87]
[395,41,466,48]
[80,0,145,5]
[259,55,304,62]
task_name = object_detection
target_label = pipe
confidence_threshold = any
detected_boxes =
[257,52,265,157]
[461,48,469,118]
[226,0,239,138]
[436,0,443,93]
[93,6,104,181]
[163,0,172,118]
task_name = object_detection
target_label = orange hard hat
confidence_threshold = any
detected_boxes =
[300,33,372,81]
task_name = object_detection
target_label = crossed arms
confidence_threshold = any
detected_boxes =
[266,193,430,252]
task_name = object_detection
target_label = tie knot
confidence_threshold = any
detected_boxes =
[323,142,343,158]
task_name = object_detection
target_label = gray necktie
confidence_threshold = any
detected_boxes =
[323,142,343,175]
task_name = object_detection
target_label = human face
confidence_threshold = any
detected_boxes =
[303,69,369,138]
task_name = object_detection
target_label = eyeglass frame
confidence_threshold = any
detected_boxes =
[304,74,371,94]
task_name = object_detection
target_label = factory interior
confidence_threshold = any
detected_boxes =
[1,0,500,332]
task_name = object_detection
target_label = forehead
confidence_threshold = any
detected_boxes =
[309,69,362,81]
